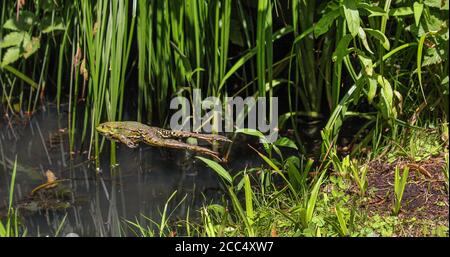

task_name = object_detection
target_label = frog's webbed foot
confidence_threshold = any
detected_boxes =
[199,134,232,145]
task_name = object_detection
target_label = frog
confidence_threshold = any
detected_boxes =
[96,121,231,162]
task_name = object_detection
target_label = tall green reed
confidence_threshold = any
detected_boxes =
[0,156,26,237]
[79,0,135,164]
[1,1,447,167]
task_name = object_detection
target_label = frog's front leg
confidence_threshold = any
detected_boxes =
[118,135,139,148]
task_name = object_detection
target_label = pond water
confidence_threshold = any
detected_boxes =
[0,104,263,236]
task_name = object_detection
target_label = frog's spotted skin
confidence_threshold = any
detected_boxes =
[96,121,231,162]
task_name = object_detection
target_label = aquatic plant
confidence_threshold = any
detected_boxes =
[0,156,26,237]
[0,0,448,238]
[393,165,409,215]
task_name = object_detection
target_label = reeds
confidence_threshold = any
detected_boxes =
[0,156,26,237]
[0,1,448,238]
[0,0,447,167]
[78,0,135,162]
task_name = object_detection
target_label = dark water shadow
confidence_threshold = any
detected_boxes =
[0,105,262,236]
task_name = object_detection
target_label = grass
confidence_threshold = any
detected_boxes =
[0,156,26,237]
[125,126,448,237]
[393,165,409,215]
[1,126,446,237]
[1,1,447,153]
[0,0,448,237]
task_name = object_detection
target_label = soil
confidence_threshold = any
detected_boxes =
[363,153,448,235]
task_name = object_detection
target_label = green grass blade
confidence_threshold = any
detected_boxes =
[196,156,232,184]
[306,171,325,225]
[244,173,254,225]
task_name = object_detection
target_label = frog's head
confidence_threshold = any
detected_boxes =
[97,122,143,148]
[96,122,128,138]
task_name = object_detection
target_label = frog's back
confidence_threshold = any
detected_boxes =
[98,121,151,133]
[120,121,148,129]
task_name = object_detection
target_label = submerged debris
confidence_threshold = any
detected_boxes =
[30,170,60,195]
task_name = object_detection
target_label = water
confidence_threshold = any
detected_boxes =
[0,105,261,236]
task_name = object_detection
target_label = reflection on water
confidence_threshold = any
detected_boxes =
[0,106,260,236]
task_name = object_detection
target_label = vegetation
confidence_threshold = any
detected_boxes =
[0,157,26,237]
[0,0,448,237]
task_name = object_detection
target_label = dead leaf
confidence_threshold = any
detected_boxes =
[93,21,99,37]
[16,0,26,20]
[405,163,432,179]
[46,170,57,184]
[18,0,25,8]
[30,170,59,195]
[73,44,82,66]
[271,224,278,237]
[80,58,88,81]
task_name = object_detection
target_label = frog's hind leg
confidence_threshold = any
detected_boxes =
[188,133,231,144]
[149,138,223,162]
[172,130,232,144]
[154,127,231,145]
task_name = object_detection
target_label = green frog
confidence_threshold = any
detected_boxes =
[96,121,231,162]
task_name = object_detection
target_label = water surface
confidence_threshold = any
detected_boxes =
[0,105,260,236]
